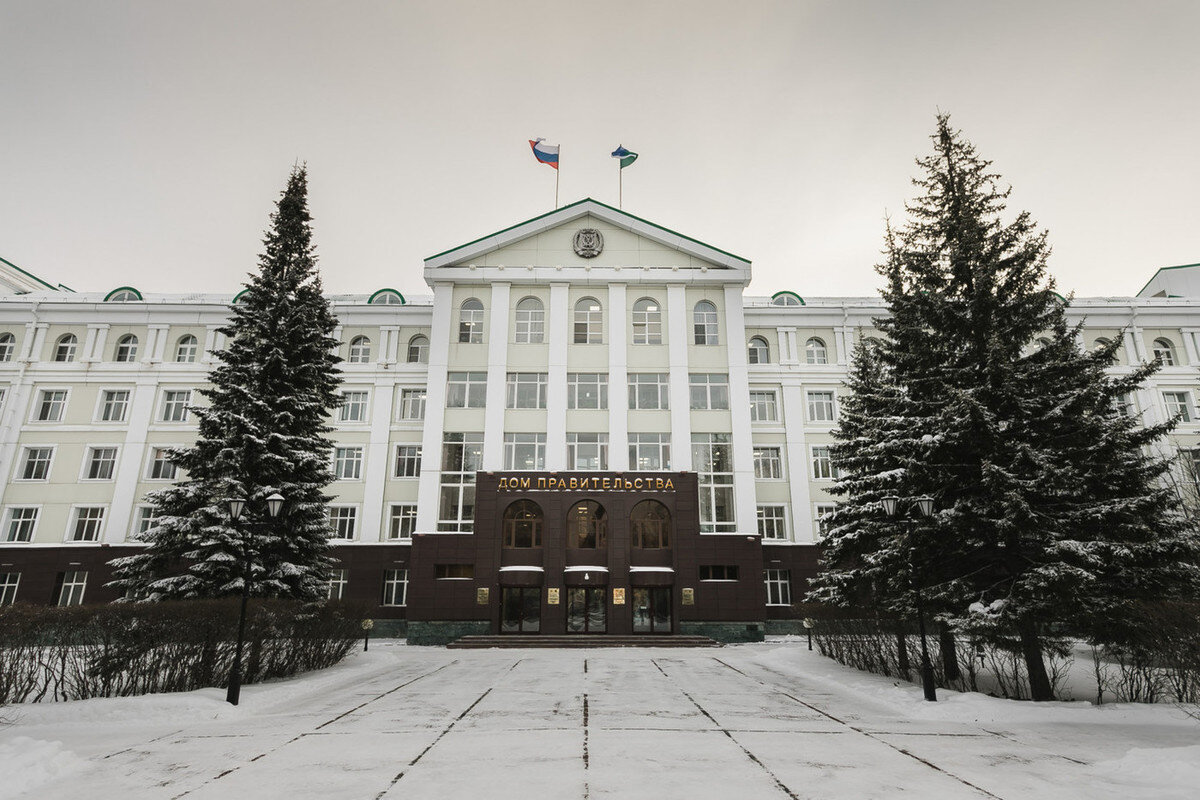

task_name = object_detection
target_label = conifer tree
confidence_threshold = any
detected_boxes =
[110,166,341,601]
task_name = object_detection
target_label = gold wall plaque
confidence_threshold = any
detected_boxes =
[476,587,490,605]
[613,587,626,605]
[681,587,695,606]
[547,588,560,605]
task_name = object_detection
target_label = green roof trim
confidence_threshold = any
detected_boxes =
[232,288,250,304]
[0,254,59,291]
[1050,291,1067,304]
[104,286,143,301]
[425,197,750,265]
[771,290,806,306]
[1137,262,1200,297]
[368,288,406,305]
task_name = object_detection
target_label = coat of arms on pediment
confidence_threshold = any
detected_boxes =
[572,228,604,259]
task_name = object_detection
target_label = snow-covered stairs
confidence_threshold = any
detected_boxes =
[446,634,720,648]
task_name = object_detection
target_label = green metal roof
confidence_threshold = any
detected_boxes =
[0,254,59,291]
[1137,262,1200,297]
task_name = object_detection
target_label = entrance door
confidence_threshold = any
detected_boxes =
[501,587,541,633]
[566,587,607,633]
[631,587,672,633]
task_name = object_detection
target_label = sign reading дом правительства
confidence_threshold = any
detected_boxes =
[495,474,676,492]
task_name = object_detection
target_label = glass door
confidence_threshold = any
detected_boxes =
[631,587,672,633]
[501,587,541,633]
[566,587,607,633]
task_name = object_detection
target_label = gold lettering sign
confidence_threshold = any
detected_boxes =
[613,588,626,605]
[496,473,679,492]
[547,588,560,605]
[476,587,490,605]
[681,588,695,606]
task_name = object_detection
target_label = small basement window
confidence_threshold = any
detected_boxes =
[435,564,475,579]
[699,565,739,581]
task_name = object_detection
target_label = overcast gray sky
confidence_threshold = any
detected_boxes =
[2,0,1197,299]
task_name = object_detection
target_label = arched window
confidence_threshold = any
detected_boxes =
[1153,338,1177,366]
[748,336,770,364]
[407,335,429,363]
[1038,337,1052,348]
[805,337,828,365]
[503,500,543,548]
[566,500,607,549]
[574,297,603,344]
[459,299,484,343]
[114,334,138,363]
[348,336,371,363]
[368,289,404,305]
[0,333,14,362]
[632,297,663,345]
[175,335,199,363]
[105,287,142,302]
[1093,337,1112,350]
[54,334,78,363]
[515,297,545,344]
[630,500,671,549]
[693,301,718,345]
[772,291,803,306]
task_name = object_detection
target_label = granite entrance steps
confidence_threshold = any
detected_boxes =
[446,634,720,649]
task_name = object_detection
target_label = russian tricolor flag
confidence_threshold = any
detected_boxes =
[529,138,559,169]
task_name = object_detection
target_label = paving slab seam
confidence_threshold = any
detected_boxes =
[583,657,591,800]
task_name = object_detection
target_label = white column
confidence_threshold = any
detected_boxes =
[416,283,454,534]
[835,326,850,365]
[147,324,170,363]
[105,378,160,542]
[361,380,396,541]
[482,282,510,470]
[724,285,757,534]
[0,367,33,507]
[780,383,814,543]
[1182,329,1199,366]
[92,324,111,362]
[1130,327,1148,362]
[82,325,100,363]
[607,282,629,470]
[546,282,569,470]
[666,285,692,471]
[21,323,47,362]
[380,325,400,365]
[202,325,220,363]
[776,327,795,364]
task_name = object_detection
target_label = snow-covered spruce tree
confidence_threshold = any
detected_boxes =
[110,166,341,602]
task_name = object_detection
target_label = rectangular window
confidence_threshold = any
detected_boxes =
[69,507,105,542]
[328,568,349,601]
[333,446,364,480]
[629,433,671,471]
[568,373,608,410]
[148,447,177,480]
[56,570,88,606]
[99,389,131,422]
[699,565,739,581]
[382,569,408,606]
[133,506,159,540]
[814,503,837,539]
[3,508,38,542]
[749,391,778,422]
[0,572,18,605]
[757,505,788,540]
[807,391,836,422]
[439,432,483,532]
[689,373,730,410]
[811,446,836,480]
[394,444,422,478]
[515,300,545,344]
[693,434,735,532]
[764,569,792,606]
[504,433,546,470]
[567,433,608,470]
[84,446,118,480]
[1115,392,1135,418]
[628,373,670,410]
[339,390,369,422]
[1164,391,1193,423]
[446,372,487,408]
[506,372,548,409]
[631,300,663,345]
[435,564,475,579]
[36,389,68,421]
[19,447,53,481]
[753,446,783,480]
[388,504,418,540]
[399,389,427,420]
[161,390,191,422]
[327,506,357,540]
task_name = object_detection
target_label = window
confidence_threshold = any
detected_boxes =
[19,447,53,481]
[84,446,118,480]
[689,373,729,410]
[1164,391,1193,423]
[54,334,78,362]
[569,296,603,344]
[806,337,828,365]
[764,569,792,606]
[693,300,719,345]
[632,298,663,345]
[370,289,404,305]
[69,507,105,541]
[1115,392,1135,418]
[567,501,607,548]
[328,568,349,600]
[748,336,769,364]
[773,293,802,307]
[503,500,543,548]
[347,336,372,363]
[812,445,836,480]
[0,573,18,605]
[399,388,427,420]
[436,564,475,580]
[35,389,68,421]
[333,446,364,479]
[749,391,778,422]
[814,504,836,538]
[515,297,545,344]
[99,389,131,422]
[382,569,408,605]
[114,334,138,362]
[446,372,487,408]
[629,433,671,471]
[3,508,38,542]
[1093,337,1112,350]
[439,432,483,532]
[175,335,199,363]
[161,390,191,422]
[807,391,836,422]
[106,288,141,302]
[630,500,670,548]
[753,446,783,479]
[327,507,357,540]
[388,504,417,540]
[506,372,548,408]
[459,299,484,344]
[407,335,430,363]
[340,390,369,422]
[757,505,788,540]
[693,434,735,532]
[148,448,177,480]
[0,332,14,362]
[133,506,159,539]
[56,571,88,606]
[699,565,739,581]
[567,433,608,470]
[568,373,608,409]
[394,444,422,477]
[628,373,669,410]
[504,433,546,470]
[1153,338,1177,366]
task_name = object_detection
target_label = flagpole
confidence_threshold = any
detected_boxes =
[619,164,623,209]
[555,147,560,209]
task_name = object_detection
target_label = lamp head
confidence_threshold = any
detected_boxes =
[227,497,247,522]
[881,496,900,517]
[915,496,935,518]
[265,492,285,518]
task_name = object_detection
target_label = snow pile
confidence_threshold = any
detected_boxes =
[1091,746,1200,800]
[0,736,85,797]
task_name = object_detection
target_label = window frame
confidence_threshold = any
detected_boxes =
[327,505,358,541]
[805,337,828,365]
[748,336,770,364]
[2,506,40,543]
[567,372,608,410]
[628,373,670,410]
[145,446,179,481]
[160,389,192,423]
[32,388,70,423]
[689,373,730,410]
[347,335,372,364]
[514,297,546,344]
[459,299,485,344]
[96,388,132,423]
[382,569,409,606]
[399,388,427,421]
[113,334,139,363]
[394,444,422,478]
[1163,390,1194,423]
[573,297,603,344]
[17,446,55,482]
[763,569,792,606]
[811,445,836,480]
[388,504,418,540]
[175,335,199,363]
[339,389,370,423]
[505,372,548,409]
[567,433,609,471]
[446,371,488,408]
[53,333,78,363]
[407,335,430,363]
[629,433,671,471]
[692,300,719,345]
[753,446,784,480]
[67,505,106,542]
[756,505,789,541]
[631,297,663,345]
[333,446,365,480]
[81,444,119,482]
[749,390,778,422]
[806,390,836,423]
[503,433,546,470]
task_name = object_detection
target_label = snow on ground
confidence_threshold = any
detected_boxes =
[1,640,1196,800]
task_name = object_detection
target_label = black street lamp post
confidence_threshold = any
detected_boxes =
[882,495,937,702]
[225,492,285,706]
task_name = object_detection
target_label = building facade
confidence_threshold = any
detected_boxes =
[1,200,1197,641]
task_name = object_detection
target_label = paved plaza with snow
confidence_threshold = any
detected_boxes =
[3,641,1197,799]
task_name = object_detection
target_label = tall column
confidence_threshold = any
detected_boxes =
[361,380,396,541]
[666,285,692,471]
[834,326,850,365]
[724,285,758,534]
[776,327,796,364]
[147,324,170,363]
[546,282,569,470]
[20,322,47,362]
[380,325,400,365]
[415,283,455,535]
[482,282,511,470]
[780,383,814,542]
[1181,329,1199,366]
[607,282,629,470]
